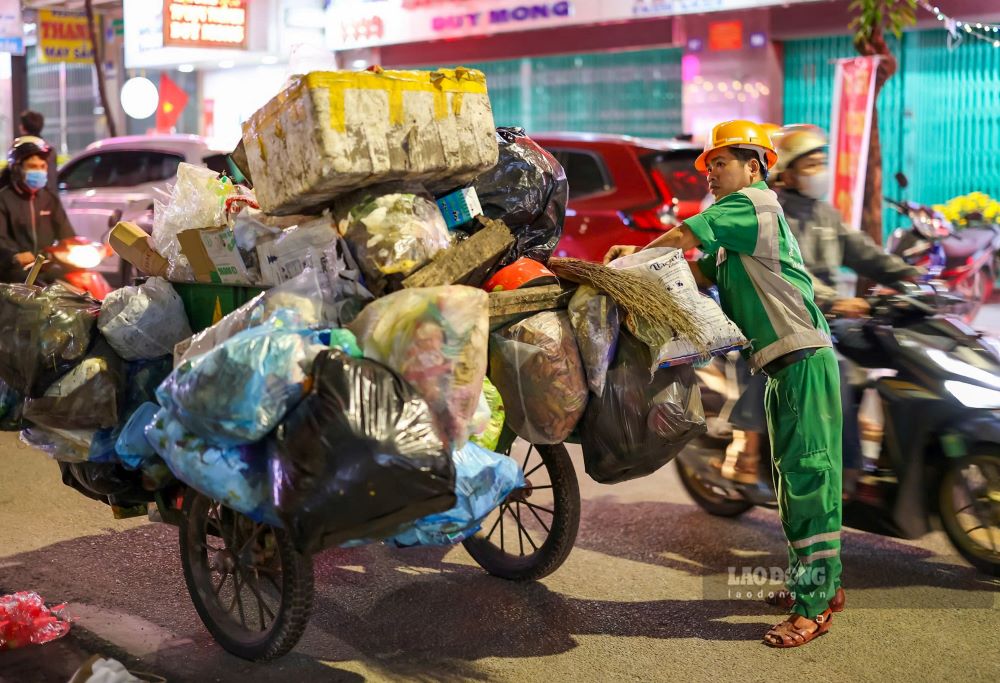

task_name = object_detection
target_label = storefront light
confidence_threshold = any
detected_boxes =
[352,59,368,69]
[732,81,742,91]
[218,60,235,69]
[120,77,159,119]
[178,64,195,73]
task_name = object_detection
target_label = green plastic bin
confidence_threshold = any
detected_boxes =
[172,282,267,334]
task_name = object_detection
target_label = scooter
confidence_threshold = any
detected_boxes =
[885,174,1000,322]
[25,237,115,300]
[675,283,1000,576]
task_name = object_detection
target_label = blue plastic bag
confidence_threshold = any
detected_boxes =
[146,408,279,525]
[389,442,524,547]
[156,310,327,445]
[115,402,160,469]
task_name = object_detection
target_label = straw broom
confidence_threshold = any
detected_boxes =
[548,257,714,355]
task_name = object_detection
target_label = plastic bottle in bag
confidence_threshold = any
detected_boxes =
[98,277,192,361]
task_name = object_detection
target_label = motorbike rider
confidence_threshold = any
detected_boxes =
[0,137,75,283]
[719,124,922,489]
[606,120,844,647]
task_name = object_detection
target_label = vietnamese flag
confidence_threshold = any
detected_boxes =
[156,74,189,131]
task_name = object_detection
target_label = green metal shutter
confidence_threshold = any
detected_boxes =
[450,47,684,137]
[783,30,1000,238]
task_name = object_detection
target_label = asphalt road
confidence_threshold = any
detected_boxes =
[1,430,998,683]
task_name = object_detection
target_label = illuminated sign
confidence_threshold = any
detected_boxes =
[38,10,93,64]
[163,0,248,49]
[708,20,742,51]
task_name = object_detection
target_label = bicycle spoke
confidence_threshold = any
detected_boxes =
[516,502,525,556]
[524,461,546,478]
[499,504,506,553]
[233,572,248,629]
[484,510,503,541]
[524,501,555,516]
[512,503,539,552]
[522,446,534,472]
[213,571,229,597]
[529,485,554,490]
[525,501,551,534]
[240,566,272,630]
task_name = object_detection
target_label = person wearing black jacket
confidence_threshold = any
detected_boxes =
[0,137,75,282]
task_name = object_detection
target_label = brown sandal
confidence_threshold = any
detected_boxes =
[765,587,845,612]
[763,608,833,648]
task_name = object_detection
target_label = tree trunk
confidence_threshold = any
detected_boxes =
[855,26,898,248]
[85,0,117,138]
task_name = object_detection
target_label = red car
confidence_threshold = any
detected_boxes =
[533,133,709,262]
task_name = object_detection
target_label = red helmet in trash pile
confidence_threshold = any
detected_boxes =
[484,258,558,292]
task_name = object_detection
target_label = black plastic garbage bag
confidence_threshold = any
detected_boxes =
[58,461,149,506]
[0,283,100,397]
[269,350,456,553]
[23,336,125,430]
[471,127,568,267]
[581,333,706,484]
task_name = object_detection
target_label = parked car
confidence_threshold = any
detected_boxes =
[57,134,239,284]
[532,133,709,262]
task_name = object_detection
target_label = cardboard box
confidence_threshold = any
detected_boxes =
[109,221,169,277]
[437,187,483,230]
[177,227,252,285]
[242,68,499,215]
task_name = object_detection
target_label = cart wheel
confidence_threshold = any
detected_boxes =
[178,492,314,661]
[463,441,580,581]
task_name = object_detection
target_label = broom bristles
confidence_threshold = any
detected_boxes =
[549,257,714,355]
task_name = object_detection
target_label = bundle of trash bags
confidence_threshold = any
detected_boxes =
[8,103,737,560]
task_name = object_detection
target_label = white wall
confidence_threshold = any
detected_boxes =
[201,64,289,149]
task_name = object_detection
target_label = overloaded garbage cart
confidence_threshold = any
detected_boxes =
[3,66,747,661]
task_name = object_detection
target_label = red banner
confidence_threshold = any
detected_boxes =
[828,56,879,231]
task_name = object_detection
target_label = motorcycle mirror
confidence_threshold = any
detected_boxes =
[895,172,909,189]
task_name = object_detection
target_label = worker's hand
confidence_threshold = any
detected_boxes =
[14,252,35,268]
[604,244,637,265]
[830,297,871,318]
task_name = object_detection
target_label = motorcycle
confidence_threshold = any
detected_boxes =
[24,237,115,300]
[885,173,1000,322]
[675,283,1000,576]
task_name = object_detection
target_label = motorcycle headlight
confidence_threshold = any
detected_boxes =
[62,244,104,269]
[944,381,1000,410]
[926,349,1000,390]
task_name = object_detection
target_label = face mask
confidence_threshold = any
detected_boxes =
[24,170,47,191]
[798,169,829,200]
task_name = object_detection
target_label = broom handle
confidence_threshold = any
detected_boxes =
[24,255,45,286]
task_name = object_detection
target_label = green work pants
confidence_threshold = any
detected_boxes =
[764,346,843,618]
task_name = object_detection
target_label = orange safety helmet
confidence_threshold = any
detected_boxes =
[483,258,558,293]
[694,120,778,172]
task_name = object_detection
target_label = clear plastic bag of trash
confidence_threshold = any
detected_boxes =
[158,310,327,445]
[581,332,707,484]
[146,408,278,524]
[0,283,100,397]
[23,337,124,431]
[20,426,93,463]
[470,127,568,268]
[98,277,192,361]
[388,441,524,547]
[469,378,505,452]
[568,284,621,396]
[335,185,451,295]
[489,311,588,445]
[349,285,489,447]
[269,350,456,553]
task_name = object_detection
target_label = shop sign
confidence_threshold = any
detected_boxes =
[327,0,821,49]
[0,0,23,56]
[163,0,248,49]
[829,56,879,231]
[38,10,94,64]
